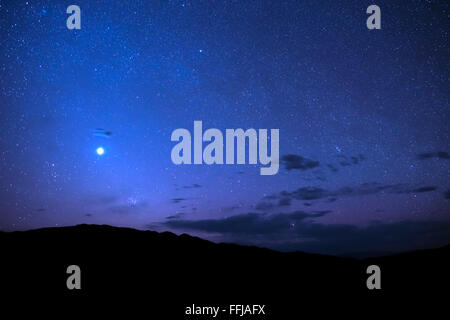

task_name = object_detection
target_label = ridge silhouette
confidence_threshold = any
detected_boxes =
[1,224,447,316]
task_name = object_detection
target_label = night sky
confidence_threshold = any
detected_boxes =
[1,0,449,256]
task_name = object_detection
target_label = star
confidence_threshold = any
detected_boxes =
[96,147,105,156]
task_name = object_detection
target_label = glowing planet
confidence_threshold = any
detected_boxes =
[96,147,105,155]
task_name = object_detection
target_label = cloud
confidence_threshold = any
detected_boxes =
[337,154,366,167]
[163,210,329,236]
[417,151,450,160]
[327,164,339,173]
[255,202,275,211]
[277,219,450,256]
[161,212,450,257]
[289,187,328,200]
[445,189,450,200]
[281,153,366,174]
[411,186,437,193]
[93,128,112,139]
[166,213,185,220]
[278,197,292,207]
[281,154,319,171]
[256,197,292,210]
[182,184,202,189]
[268,182,438,204]
[313,210,332,215]
[221,205,243,213]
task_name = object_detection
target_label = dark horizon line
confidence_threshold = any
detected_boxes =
[2,223,449,260]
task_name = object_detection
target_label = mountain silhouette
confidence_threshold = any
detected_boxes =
[1,224,447,316]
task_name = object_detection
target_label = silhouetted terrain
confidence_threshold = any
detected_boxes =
[1,224,448,316]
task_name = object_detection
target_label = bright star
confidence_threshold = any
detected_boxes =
[96,147,105,155]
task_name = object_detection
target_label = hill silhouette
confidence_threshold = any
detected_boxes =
[1,224,448,316]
